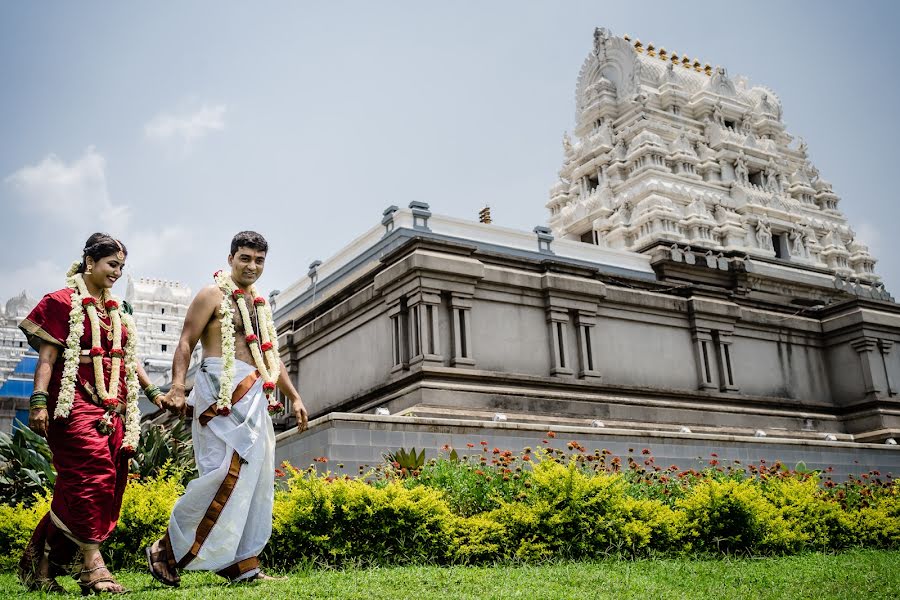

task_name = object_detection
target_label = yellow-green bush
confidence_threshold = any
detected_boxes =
[850,481,900,548]
[451,514,508,564]
[0,493,50,571]
[764,476,854,549]
[1,451,897,571]
[0,473,182,572]
[492,459,627,559]
[676,479,798,554]
[267,468,455,567]
[104,472,184,569]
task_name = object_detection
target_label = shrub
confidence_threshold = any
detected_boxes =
[850,481,900,548]
[764,476,854,550]
[0,424,55,507]
[451,514,508,564]
[268,466,455,567]
[492,457,628,559]
[103,468,184,570]
[676,478,797,554]
[0,493,50,571]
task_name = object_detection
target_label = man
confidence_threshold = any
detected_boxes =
[146,231,308,586]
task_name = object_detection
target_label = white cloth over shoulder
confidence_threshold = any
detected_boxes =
[167,357,275,580]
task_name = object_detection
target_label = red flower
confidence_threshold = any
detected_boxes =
[522,455,531,462]
[710,453,718,457]
[109,348,125,358]
[641,448,651,455]
[547,431,556,438]
[254,296,266,306]
[103,398,118,409]
[89,347,105,357]
[261,341,274,352]
[232,289,245,299]
[391,461,400,469]
[245,334,259,343]
[216,405,231,416]
[105,300,119,310]
[480,440,488,446]
[267,402,284,415]
[213,270,222,278]
[274,468,286,477]
[122,445,135,455]
[441,444,452,451]
[313,456,329,463]
[82,297,96,306]
[263,381,276,393]
[466,443,475,448]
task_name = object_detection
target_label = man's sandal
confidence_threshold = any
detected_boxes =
[77,565,128,595]
[26,576,65,593]
[145,539,180,587]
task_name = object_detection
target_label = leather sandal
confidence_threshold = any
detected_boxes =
[77,565,128,595]
[145,538,180,587]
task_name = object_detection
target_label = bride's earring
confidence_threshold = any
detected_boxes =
[85,261,93,275]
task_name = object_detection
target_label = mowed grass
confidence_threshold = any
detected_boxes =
[1,550,897,599]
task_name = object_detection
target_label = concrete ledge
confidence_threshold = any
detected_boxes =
[275,412,900,481]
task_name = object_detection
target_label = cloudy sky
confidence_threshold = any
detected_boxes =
[2,1,898,303]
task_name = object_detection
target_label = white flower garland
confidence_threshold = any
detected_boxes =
[56,263,141,451]
[213,270,283,415]
[56,262,86,419]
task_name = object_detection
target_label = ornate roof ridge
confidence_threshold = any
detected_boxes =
[622,33,713,76]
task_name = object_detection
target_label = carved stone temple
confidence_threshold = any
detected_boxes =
[272,28,900,478]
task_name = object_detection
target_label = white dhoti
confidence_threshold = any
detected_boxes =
[166,357,275,581]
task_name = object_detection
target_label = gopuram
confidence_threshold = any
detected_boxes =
[272,29,900,478]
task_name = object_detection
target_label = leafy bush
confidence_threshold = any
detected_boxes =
[0,493,50,571]
[676,478,796,554]
[0,424,55,507]
[267,466,455,567]
[130,420,196,486]
[103,466,185,569]
[1,438,897,570]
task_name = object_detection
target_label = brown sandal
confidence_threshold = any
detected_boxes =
[145,537,180,587]
[78,565,128,596]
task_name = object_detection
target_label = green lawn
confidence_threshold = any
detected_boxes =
[1,551,897,599]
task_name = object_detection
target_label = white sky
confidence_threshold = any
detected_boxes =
[2,1,898,302]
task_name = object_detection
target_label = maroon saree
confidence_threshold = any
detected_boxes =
[18,288,131,576]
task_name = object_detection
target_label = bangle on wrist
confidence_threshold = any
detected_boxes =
[143,384,162,403]
[30,391,49,410]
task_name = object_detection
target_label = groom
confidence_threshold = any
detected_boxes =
[146,231,308,586]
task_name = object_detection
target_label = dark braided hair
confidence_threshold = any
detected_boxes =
[78,233,128,274]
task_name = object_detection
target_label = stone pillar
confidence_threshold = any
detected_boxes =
[408,290,442,366]
[692,328,717,390]
[547,308,573,377]
[851,337,881,395]
[449,293,475,368]
[878,340,897,396]
[388,300,408,373]
[714,332,739,392]
[575,311,601,381]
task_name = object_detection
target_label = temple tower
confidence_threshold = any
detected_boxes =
[548,28,885,304]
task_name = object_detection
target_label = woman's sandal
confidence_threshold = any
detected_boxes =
[145,538,180,587]
[77,565,128,596]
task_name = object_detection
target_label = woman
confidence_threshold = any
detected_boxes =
[17,233,165,594]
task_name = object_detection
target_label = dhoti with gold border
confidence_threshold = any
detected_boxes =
[165,357,275,581]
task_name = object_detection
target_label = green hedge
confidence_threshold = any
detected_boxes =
[1,447,897,570]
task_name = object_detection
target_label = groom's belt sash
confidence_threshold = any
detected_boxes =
[197,370,261,426]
